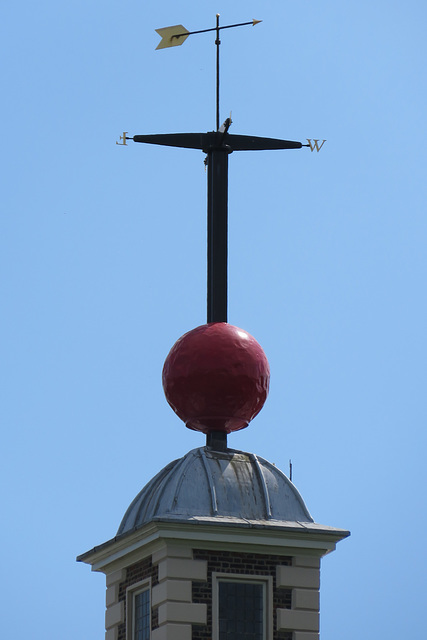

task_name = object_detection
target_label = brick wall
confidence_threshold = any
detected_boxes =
[117,557,159,640]
[192,549,292,640]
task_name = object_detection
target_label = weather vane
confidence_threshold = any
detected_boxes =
[156,15,262,131]
[117,15,326,324]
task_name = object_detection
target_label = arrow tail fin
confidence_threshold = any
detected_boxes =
[155,25,190,49]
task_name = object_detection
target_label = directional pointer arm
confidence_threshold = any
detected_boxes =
[226,134,302,151]
[132,132,304,152]
[133,133,211,150]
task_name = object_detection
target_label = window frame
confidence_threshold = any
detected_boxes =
[126,577,152,640]
[212,572,273,640]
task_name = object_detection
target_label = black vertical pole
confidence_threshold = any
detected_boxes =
[207,143,229,449]
[207,146,229,323]
[215,14,220,131]
[208,14,227,325]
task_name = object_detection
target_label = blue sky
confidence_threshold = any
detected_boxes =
[1,1,426,638]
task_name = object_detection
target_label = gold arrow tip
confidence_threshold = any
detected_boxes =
[253,19,262,26]
[155,25,190,50]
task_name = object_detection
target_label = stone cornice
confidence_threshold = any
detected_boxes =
[77,518,349,574]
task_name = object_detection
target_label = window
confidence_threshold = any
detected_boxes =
[127,579,151,640]
[213,574,272,640]
[133,589,150,640]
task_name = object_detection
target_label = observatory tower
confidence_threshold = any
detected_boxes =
[78,15,349,640]
[78,322,349,640]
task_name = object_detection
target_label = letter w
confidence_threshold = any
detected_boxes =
[307,139,326,152]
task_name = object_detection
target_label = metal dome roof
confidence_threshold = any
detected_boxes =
[117,447,313,535]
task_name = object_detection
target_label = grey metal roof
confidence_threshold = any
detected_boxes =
[117,447,313,535]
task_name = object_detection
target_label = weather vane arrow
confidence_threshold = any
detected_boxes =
[118,16,326,324]
[155,19,262,50]
[156,15,262,131]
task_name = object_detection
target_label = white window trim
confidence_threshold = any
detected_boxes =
[212,572,273,640]
[126,577,152,640]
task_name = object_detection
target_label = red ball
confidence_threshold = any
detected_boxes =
[162,323,270,434]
